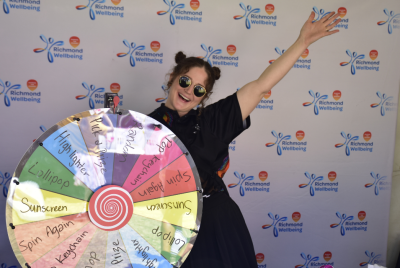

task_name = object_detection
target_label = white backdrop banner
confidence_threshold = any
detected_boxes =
[1,0,400,267]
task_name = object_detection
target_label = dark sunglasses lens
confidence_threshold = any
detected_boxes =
[194,85,206,97]
[179,76,191,88]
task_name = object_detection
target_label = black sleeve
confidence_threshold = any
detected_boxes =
[202,92,251,144]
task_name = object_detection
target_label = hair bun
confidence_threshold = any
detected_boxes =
[175,51,187,64]
[212,66,221,80]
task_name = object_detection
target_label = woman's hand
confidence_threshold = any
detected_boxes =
[299,11,341,47]
[237,12,341,120]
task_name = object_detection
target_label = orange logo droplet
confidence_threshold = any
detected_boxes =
[265,4,274,15]
[151,41,160,52]
[110,83,121,93]
[328,171,337,182]
[69,36,80,48]
[259,171,268,182]
[190,0,199,10]
[227,45,236,56]
[338,7,347,18]
[264,90,271,99]
[296,130,305,141]
[111,0,121,5]
[256,253,265,264]
[358,211,366,221]
[324,251,332,262]
[292,212,301,222]
[363,131,371,142]
[301,49,309,59]
[27,79,38,91]
[333,90,342,101]
[370,50,378,60]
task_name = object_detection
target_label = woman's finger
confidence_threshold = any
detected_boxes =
[307,11,316,23]
[325,17,342,31]
[321,12,336,23]
[324,29,340,36]
[324,12,341,26]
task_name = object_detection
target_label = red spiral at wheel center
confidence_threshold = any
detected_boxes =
[88,185,134,231]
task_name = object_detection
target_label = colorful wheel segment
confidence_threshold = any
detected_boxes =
[6,109,203,268]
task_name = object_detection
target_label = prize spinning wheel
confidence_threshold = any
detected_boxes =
[6,108,203,268]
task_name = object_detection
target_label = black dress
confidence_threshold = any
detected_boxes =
[148,92,258,268]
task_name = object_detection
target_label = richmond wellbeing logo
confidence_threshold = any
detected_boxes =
[0,79,21,107]
[229,139,236,151]
[1,78,40,107]
[330,211,367,236]
[360,251,383,266]
[155,85,168,102]
[266,130,307,155]
[117,40,145,67]
[76,82,104,109]
[1,0,8,14]
[228,171,270,196]
[340,49,380,75]
[34,35,84,63]
[76,82,124,109]
[378,9,400,34]
[303,90,343,115]
[1,0,40,14]
[34,35,63,63]
[371,91,396,116]
[0,171,12,198]
[270,48,311,70]
[295,252,334,268]
[313,6,349,29]
[365,172,390,196]
[312,6,331,21]
[76,0,124,20]
[13,79,41,105]
[256,253,266,268]
[33,125,46,142]
[262,212,302,237]
[256,90,273,110]
[234,3,277,29]
[228,172,254,196]
[157,0,203,25]
[198,44,239,67]
[335,131,373,156]
[299,171,338,196]
[108,83,123,105]
[117,40,164,67]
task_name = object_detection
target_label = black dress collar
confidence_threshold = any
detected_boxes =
[158,103,198,126]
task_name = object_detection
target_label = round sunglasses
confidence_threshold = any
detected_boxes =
[178,75,207,98]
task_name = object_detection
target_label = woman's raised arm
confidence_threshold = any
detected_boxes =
[237,11,341,120]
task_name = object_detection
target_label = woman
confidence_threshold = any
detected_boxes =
[149,11,341,268]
